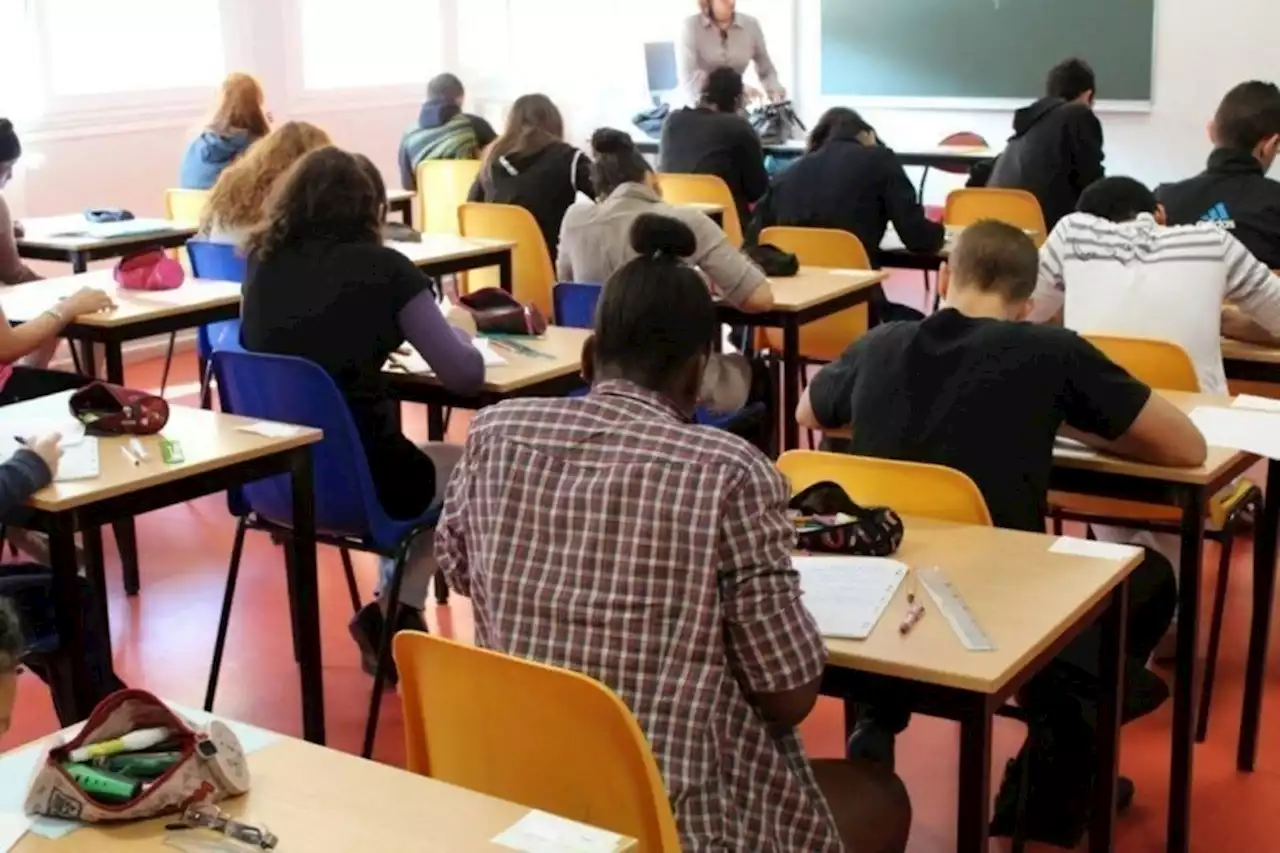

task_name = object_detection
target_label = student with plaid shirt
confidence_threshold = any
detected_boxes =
[437,214,910,853]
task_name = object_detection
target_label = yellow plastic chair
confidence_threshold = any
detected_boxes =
[777,450,992,526]
[656,173,744,247]
[944,188,1047,247]
[417,160,482,235]
[395,633,682,853]
[757,227,871,363]
[458,202,555,317]
[1085,335,1201,392]
[164,188,210,225]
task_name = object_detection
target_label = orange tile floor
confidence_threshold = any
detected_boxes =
[6,278,1280,852]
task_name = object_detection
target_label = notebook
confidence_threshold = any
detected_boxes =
[793,556,909,639]
[386,339,506,375]
[0,436,99,482]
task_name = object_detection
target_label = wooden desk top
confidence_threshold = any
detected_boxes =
[1222,336,1280,365]
[11,737,637,852]
[389,326,590,394]
[17,217,197,254]
[765,267,888,312]
[390,235,516,268]
[386,188,415,203]
[824,517,1141,693]
[682,202,724,217]
[0,392,320,513]
[1,272,240,328]
[1051,390,1250,486]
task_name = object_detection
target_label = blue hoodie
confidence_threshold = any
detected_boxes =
[178,130,256,190]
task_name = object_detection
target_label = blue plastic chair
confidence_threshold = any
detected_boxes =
[178,240,247,407]
[208,338,443,759]
[551,282,755,429]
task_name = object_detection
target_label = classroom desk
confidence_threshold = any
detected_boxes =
[2,271,243,595]
[878,227,951,272]
[1221,336,1280,384]
[821,517,1137,853]
[719,267,888,451]
[386,188,415,223]
[17,218,199,275]
[683,201,724,226]
[1048,390,1269,853]
[7,732,638,852]
[633,137,996,170]
[0,393,324,742]
[390,235,516,293]
[385,326,591,440]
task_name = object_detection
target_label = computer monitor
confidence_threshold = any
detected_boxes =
[645,42,678,95]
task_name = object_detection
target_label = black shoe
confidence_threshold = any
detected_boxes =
[990,749,1135,847]
[845,717,897,769]
[1123,666,1170,723]
[348,603,428,687]
[1117,776,1135,813]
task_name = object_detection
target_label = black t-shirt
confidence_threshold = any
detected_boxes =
[807,310,1151,531]
[242,239,438,514]
[659,107,769,233]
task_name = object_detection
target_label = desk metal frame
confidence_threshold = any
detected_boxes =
[18,231,195,275]
[387,372,587,441]
[415,248,513,295]
[823,583,1128,853]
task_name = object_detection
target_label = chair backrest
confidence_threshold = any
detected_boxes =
[211,340,388,538]
[458,202,555,317]
[164,188,211,224]
[1084,334,1200,392]
[934,132,990,175]
[656,173,743,247]
[418,160,481,235]
[777,450,993,526]
[552,282,603,329]
[186,240,247,282]
[395,633,682,853]
[756,227,871,362]
[944,188,1047,246]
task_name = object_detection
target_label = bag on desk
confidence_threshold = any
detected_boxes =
[789,481,904,557]
[69,382,170,436]
[749,101,806,146]
[84,208,135,224]
[113,249,185,292]
[458,287,548,336]
[745,243,799,277]
[25,689,250,823]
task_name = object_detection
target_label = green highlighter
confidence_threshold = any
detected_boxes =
[97,751,182,780]
[62,762,141,804]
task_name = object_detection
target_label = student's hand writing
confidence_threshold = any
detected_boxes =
[61,288,116,317]
[25,433,61,479]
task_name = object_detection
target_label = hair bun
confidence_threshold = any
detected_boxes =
[630,213,697,260]
[0,119,12,134]
[591,128,634,156]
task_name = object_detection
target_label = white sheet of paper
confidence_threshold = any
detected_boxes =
[0,437,98,482]
[1049,537,1142,561]
[793,556,908,640]
[1189,406,1280,460]
[492,811,629,853]
[1232,394,1280,413]
[1054,435,1092,452]
[0,812,28,852]
[237,421,303,439]
[387,339,506,375]
[1,418,85,448]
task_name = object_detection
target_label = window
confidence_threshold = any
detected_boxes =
[298,0,445,90]
[39,0,226,97]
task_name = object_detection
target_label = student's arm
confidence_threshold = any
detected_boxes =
[1060,334,1207,468]
[719,456,825,728]
[434,447,472,597]
[0,441,54,516]
[882,153,945,253]
[1221,232,1280,337]
[1027,220,1070,324]
[797,334,871,430]
[748,18,784,100]
[0,287,112,364]
[572,150,594,198]
[397,290,485,394]
[1222,304,1280,346]
[471,116,499,151]
[687,209,773,310]
[0,196,41,285]
[1067,109,1105,197]
[738,121,770,205]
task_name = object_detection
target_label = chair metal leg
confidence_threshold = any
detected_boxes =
[1197,534,1234,743]
[204,518,248,712]
[433,568,450,605]
[158,332,177,396]
[363,537,416,759]
[199,362,215,410]
[340,548,362,614]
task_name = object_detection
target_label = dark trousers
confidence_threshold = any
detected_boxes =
[0,366,90,407]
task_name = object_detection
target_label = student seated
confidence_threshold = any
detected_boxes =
[179,73,271,191]
[399,73,497,191]
[467,94,593,262]
[0,119,40,288]
[988,58,1105,229]
[199,121,331,245]
[754,107,945,263]
[559,128,773,312]
[240,147,485,676]
[659,67,768,235]
[798,220,1202,846]
[1158,81,1280,270]
[437,213,910,853]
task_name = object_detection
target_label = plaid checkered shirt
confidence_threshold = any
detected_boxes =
[437,380,842,852]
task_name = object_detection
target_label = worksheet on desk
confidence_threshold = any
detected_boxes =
[387,339,507,374]
[793,556,909,639]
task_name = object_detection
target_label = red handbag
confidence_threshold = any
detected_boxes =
[113,250,184,292]
[69,382,170,436]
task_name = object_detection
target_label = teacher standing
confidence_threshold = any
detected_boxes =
[678,1,786,105]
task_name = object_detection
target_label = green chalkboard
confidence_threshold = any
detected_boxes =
[820,0,1155,101]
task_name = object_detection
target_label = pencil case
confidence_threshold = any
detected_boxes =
[24,689,250,823]
[788,481,904,557]
[459,287,548,336]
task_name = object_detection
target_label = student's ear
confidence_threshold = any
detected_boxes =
[937,263,951,303]
[1258,135,1280,171]
[1083,89,1096,108]
[1208,120,1221,147]
[1014,298,1035,322]
[580,335,596,385]
[1155,203,1168,226]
